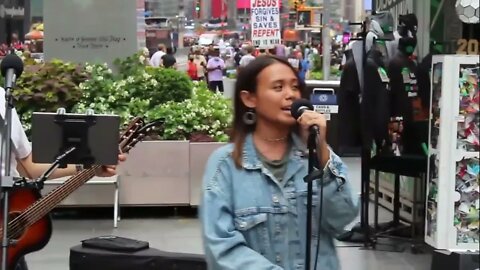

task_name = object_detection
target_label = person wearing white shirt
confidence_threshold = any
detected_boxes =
[0,87,126,270]
[149,44,166,67]
[239,46,255,68]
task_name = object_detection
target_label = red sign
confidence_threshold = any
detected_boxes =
[238,0,281,9]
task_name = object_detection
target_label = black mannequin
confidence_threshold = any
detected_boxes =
[338,49,362,153]
[363,44,391,153]
[388,36,424,154]
[416,42,443,113]
[387,14,418,65]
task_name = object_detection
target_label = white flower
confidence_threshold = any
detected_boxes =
[85,65,94,73]
[139,56,146,63]
[150,79,158,87]
[127,76,135,83]
[97,76,104,81]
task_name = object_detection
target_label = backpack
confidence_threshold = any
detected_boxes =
[187,62,198,80]
[234,52,243,66]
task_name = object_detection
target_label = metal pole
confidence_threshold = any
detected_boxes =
[178,0,185,49]
[322,0,331,80]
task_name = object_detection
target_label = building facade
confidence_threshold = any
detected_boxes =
[145,0,195,19]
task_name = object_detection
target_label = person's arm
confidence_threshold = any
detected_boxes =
[201,150,284,270]
[17,154,77,179]
[316,149,359,235]
[296,110,359,235]
[206,60,219,72]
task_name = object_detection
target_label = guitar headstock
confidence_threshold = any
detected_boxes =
[119,117,164,153]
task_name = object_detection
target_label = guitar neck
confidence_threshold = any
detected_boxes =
[18,166,99,228]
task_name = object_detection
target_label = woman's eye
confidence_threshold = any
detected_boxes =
[291,85,299,90]
[274,85,283,90]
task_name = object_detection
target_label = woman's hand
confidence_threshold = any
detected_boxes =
[297,110,328,145]
[297,111,330,168]
[95,154,127,177]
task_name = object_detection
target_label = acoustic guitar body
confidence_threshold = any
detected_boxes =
[0,187,52,270]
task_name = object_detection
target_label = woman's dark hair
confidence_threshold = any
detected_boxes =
[231,55,307,168]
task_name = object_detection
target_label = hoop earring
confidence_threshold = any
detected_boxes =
[243,109,256,125]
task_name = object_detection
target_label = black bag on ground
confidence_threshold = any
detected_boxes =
[81,235,149,252]
[70,236,207,270]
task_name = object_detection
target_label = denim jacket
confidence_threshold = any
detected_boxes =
[200,133,359,270]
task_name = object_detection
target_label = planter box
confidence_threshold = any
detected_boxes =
[118,141,190,206]
[223,78,236,99]
[40,141,226,208]
[189,142,226,206]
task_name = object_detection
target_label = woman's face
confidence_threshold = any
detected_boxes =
[243,62,301,127]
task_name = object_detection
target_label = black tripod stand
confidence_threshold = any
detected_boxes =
[335,18,406,252]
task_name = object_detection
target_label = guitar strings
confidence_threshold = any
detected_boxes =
[7,168,97,238]
[5,120,144,240]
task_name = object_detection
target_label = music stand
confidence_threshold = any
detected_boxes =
[0,109,120,269]
[31,109,120,176]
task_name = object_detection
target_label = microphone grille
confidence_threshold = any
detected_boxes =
[0,53,24,78]
[290,99,314,120]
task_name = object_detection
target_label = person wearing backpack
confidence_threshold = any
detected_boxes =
[187,56,198,81]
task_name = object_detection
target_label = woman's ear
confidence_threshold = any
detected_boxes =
[240,90,257,109]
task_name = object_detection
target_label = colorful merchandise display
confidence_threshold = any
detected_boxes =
[425,55,479,251]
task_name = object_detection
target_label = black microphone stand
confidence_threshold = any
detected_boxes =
[303,127,323,270]
[0,52,23,270]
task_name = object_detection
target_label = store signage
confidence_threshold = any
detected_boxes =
[376,0,404,11]
[44,0,138,67]
[310,88,338,121]
[0,4,25,18]
[456,38,480,55]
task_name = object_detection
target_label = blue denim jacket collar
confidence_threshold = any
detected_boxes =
[241,133,307,183]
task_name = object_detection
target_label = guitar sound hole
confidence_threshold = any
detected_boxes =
[7,212,27,240]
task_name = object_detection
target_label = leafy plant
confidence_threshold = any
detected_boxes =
[312,53,322,72]
[73,62,193,123]
[113,49,150,78]
[13,59,88,131]
[129,67,193,106]
[146,83,232,142]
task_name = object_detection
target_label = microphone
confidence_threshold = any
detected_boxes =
[290,99,320,134]
[1,53,24,90]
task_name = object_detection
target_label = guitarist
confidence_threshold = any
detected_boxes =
[0,87,127,270]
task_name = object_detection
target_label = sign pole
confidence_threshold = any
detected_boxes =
[322,0,331,80]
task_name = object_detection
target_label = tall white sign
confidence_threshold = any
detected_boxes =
[44,0,138,66]
[250,0,281,48]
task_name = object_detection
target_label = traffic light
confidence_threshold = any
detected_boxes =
[195,0,201,18]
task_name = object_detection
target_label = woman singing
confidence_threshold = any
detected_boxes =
[200,55,359,270]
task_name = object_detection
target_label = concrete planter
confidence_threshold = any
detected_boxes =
[119,141,190,206]
[223,77,236,99]
[117,141,226,206]
[47,141,227,207]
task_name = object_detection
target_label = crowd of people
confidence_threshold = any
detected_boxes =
[181,41,322,93]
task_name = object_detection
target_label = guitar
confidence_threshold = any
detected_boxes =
[0,117,161,270]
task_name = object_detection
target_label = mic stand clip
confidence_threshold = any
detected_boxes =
[32,146,77,190]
